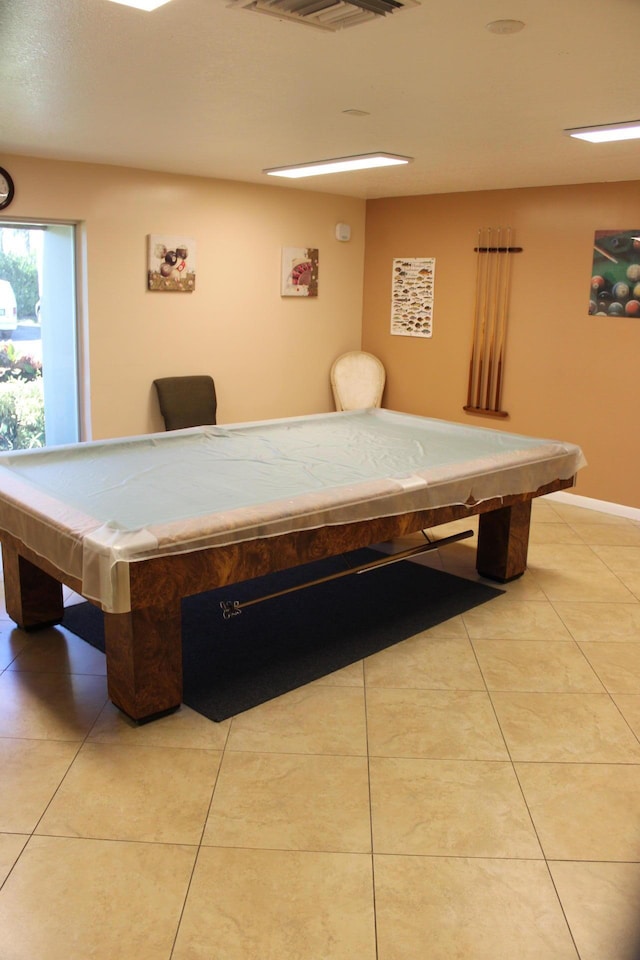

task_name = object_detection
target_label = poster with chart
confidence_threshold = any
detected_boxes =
[390,257,435,337]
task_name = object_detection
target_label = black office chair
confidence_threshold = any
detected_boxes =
[153,375,217,430]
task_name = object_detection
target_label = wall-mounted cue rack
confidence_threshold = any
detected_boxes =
[464,227,522,418]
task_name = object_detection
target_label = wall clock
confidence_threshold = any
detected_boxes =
[0,168,15,210]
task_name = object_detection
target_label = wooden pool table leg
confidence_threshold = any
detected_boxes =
[476,500,532,582]
[1,543,64,629]
[104,601,183,722]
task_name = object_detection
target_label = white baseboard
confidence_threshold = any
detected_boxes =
[544,490,640,523]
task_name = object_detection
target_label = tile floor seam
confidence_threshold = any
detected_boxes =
[16,679,115,851]
[469,643,546,871]
[543,860,583,959]
[363,659,381,960]
[13,832,202,848]
[169,845,217,960]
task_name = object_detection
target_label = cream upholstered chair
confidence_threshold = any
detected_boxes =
[153,375,217,430]
[330,351,386,411]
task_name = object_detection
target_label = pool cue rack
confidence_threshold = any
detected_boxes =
[464,227,522,419]
[218,528,474,618]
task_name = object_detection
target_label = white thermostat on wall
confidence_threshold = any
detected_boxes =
[335,223,351,242]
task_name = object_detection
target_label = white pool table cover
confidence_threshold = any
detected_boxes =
[0,409,586,612]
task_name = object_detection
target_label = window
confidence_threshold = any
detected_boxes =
[0,224,80,449]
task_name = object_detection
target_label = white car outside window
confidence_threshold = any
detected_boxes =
[0,280,18,338]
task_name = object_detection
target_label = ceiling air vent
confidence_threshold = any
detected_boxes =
[228,0,419,31]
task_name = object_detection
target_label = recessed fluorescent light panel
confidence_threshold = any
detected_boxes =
[566,121,640,143]
[263,153,412,179]
[106,0,172,10]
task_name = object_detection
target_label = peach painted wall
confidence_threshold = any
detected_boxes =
[362,182,640,508]
[2,155,365,438]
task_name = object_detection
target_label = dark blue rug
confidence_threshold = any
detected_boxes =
[62,548,502,721]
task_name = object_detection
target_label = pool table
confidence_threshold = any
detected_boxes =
[0,410,585,721]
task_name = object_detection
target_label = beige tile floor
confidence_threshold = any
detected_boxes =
[1,498,640,958]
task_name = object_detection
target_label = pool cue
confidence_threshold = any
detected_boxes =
[593,243,617,264]
[484,226,503,410]
[475,227,493,409]
[494,226,508,409]
[220,529,475,617]
[466,228,484,408]
[494,227,513,412]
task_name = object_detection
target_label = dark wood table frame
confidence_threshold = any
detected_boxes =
[0,475,574,722]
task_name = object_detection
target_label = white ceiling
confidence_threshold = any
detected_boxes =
[2,0,640,199]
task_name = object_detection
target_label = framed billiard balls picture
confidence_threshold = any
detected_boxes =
[590,229,640,318]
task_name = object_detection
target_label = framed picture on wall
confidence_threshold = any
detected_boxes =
[390,257,435,337]
[589,229,640,317]
[147,235,196,292]
[281,247,319,297]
